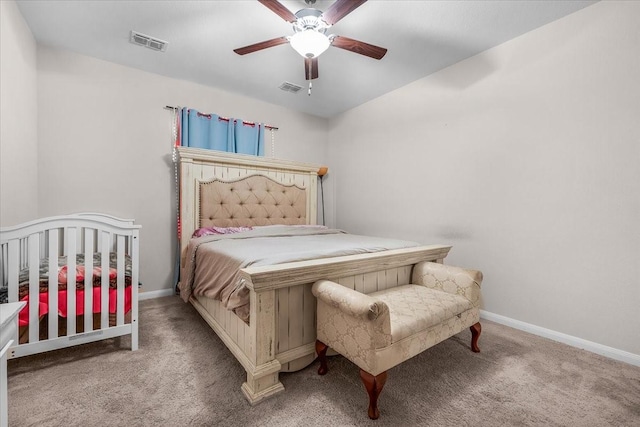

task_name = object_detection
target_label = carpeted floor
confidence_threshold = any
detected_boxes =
[7,296,640,426]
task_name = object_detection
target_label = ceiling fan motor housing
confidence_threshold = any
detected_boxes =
[293,8,330,33]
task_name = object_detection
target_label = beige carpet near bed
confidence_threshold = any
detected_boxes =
[7,296,640,427]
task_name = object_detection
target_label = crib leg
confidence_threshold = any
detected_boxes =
[131,317,139,351]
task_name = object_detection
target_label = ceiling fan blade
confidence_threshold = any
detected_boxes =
[233,37,289,55]
[322,0,368,25]
[331,36,387,60]
[258,0,297,23]
[304,57,319,80]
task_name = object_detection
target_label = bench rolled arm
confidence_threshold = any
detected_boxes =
[313,280,392,352]
[412,262,483,306]
[312,280,389,321]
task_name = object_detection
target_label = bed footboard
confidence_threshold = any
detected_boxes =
[0,213,140,358]
[194,244,451,404]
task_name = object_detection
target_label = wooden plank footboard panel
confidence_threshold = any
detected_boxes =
[250,245,451,372]
[275,263,430,371]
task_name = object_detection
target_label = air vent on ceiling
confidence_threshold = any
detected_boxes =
[129,31,168,52]
[279,82,303,94]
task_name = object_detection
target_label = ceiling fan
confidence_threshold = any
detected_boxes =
[233,0,387,83]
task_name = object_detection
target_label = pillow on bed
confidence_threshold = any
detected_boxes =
[192,226,253,238]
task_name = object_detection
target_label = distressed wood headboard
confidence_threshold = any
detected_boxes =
[177,147,322,254]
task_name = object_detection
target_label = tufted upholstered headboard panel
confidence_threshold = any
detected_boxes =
[178,147,321,255]
[199,175,307,228]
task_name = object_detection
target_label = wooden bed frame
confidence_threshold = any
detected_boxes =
[177,147,451,404]
[1,213,140,358]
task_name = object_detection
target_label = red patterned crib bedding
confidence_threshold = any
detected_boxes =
[0,252,133,327]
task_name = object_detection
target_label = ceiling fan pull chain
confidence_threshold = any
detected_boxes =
[307,61,313,96]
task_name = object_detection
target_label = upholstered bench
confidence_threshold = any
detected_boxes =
[312,261,483,419]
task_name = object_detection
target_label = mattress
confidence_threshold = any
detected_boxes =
[180,225,420,322]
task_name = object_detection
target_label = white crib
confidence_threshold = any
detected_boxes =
[0,213,140,358]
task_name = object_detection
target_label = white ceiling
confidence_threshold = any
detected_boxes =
[16,0,597,118]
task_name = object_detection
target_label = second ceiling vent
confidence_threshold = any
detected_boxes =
[130,31,168,52]
[279,82,303,94]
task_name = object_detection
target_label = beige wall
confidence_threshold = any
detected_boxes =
[0,0,38,226]
[35,46,328,294]
[328,1,640,356]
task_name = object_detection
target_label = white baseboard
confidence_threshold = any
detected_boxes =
[131,293,640,367]
[480,310,640,368]
[139,288,176,301]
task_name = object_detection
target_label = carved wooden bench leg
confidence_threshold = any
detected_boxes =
[470,322,481,353]
[316,340,329,375]
[359,369,387,420]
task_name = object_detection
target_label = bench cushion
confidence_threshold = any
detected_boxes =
[371,285,473,344]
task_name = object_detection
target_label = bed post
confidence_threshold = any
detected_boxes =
[240,286,284,404]
[179,155,196,255]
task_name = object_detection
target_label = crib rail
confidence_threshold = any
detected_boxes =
[0,213,140,358]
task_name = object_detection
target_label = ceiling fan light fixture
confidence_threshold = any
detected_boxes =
[289,30,330,58]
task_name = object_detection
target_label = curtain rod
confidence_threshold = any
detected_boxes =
[164,105,278,130]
